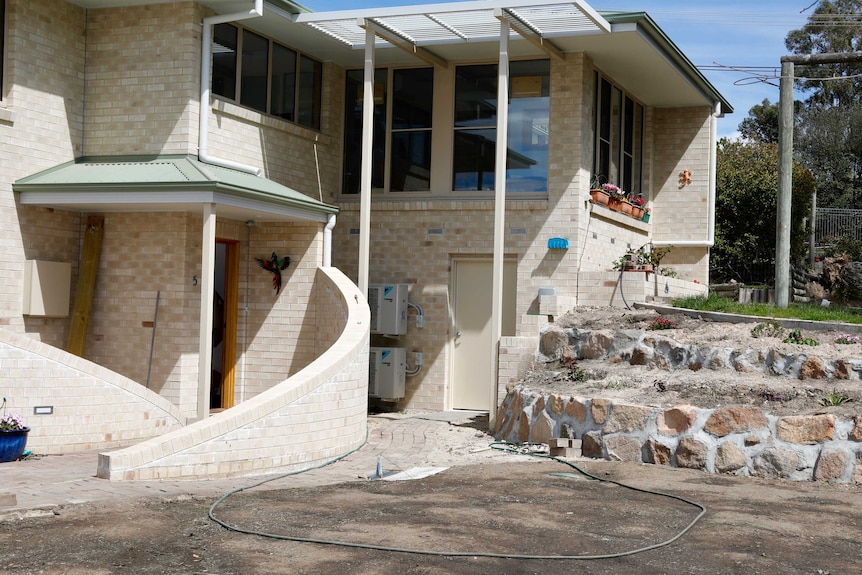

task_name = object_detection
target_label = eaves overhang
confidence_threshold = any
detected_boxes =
[14,155,338,223]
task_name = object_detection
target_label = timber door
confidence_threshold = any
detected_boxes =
[451,259,516,411]
[211,240,238,410]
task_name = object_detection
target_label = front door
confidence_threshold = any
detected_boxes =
[452,259,516,411]
[211,240,238,410]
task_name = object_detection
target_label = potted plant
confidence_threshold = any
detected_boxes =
[629,195,646,220]
[1,401,30,463]
[602,183,625,211]
[588,175,611,206]
[642,207,651,223]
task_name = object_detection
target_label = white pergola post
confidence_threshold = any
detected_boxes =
[358,26,375,298]
[197,203,217,420]
[489,21,510,424]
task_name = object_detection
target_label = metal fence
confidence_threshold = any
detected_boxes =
[815,207,862,244]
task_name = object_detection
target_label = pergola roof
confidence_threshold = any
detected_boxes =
[14,155,338,223]
[294,0,609,54]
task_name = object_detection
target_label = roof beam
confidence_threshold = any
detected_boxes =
[495,8,564,61]
[358,17,449,69]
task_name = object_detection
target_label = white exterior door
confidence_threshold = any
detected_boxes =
[452,259,516,411]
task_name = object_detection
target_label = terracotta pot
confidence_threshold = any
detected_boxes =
[619,201,634,216]
[589,189,610,206]
[631,206,644,220]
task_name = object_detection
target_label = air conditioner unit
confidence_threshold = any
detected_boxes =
[369,347,406,399]
[368,283,408,335]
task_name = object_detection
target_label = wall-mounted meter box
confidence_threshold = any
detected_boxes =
[23,260,71,317]
[369,347,406,399]
[368,284,408,335]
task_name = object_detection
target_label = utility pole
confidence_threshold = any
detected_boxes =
[776,51,862,308]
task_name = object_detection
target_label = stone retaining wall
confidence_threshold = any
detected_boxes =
[496,323,862,483]
[495,388,862,483]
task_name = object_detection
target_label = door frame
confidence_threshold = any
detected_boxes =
[216,239,239,409]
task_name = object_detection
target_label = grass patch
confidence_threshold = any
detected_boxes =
[672,293,862,324]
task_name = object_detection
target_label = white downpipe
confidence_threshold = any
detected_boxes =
[199,0,263,176]
[323,213,336,267]
[489,21,510,426]
[652,102,720,249]
[357,27,375,298]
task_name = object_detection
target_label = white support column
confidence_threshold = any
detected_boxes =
[358,26,375,298]
[489,21,510,425]
[197,203,217,420]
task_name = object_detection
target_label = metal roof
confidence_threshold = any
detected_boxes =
[14,155,338,223]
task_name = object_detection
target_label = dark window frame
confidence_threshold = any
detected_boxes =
[594,73,644,197]
[211,23,322,130]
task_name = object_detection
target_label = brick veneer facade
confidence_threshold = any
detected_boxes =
[0,0,719,474]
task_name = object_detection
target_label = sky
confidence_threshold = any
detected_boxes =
[299,0,815,139]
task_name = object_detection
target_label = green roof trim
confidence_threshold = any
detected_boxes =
[14,154,338,216]
[599,11,733,115]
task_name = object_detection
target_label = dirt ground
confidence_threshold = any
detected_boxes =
[521,306,862,418]
[1,308,861,574]
[1,456,861,575]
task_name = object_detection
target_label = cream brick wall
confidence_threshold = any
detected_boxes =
[83,2,203,156]
[1,0,85,334]
[651,107,714,281]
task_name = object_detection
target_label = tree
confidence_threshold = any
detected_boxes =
[738,99,780,144]
[784,0,862,208]
[713,139,815,284]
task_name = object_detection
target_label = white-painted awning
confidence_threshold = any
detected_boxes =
[293,1,610,67]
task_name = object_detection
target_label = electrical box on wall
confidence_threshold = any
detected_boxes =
[368,284,408,335]
[22,260,72,317]
[369,347,406,399]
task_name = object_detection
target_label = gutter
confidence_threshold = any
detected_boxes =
[652,101,720,249]
[199,0,264,176]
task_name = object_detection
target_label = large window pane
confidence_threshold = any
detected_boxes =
[240,30,268,113]
[342,69,387,194]
[297,55,321,129]
[212,24,237,100]
[454,61,549,193]
[455,64,498,127]
[594,74,644,199]
[391,132,432,191]
[453,129,497,191]
[270,43,296,121]
[392,68,433,130]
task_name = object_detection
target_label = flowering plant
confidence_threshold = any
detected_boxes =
[834,333,861,345]
[648,317,676,331]
[630,195,645,207]
[601,183,624,199]
[0,412,25,431]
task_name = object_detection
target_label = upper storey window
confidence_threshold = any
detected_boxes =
[211,23,322,130]
[594,74,643,196]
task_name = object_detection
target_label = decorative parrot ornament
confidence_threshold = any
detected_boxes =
[255,252,290,294]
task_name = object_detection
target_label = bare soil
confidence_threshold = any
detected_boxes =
[1,308,861,574]
[520,306,862,418]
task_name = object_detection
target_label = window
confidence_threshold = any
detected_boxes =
[453,60,550,193]
[342,67,434,194]
[211,23,322,130]
[594,74,643,196]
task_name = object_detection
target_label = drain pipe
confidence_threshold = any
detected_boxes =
[199,0,263,176]
[323,214,336,267]
[652,102,721,249]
